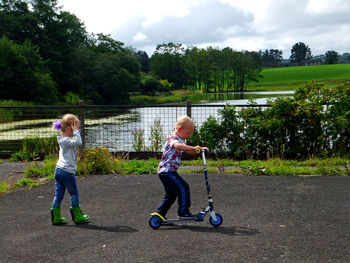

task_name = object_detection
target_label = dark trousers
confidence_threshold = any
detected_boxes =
[156,171,191,217]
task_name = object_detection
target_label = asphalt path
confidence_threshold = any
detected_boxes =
[1,173,350,262]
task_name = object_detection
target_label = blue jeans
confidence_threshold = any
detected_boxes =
[156,171,191,217]
[52,168,80,209]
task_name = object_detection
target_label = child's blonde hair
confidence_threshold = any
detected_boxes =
[175,115,194,130]
[61,114,79,132]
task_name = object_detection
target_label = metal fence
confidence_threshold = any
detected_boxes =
[0,102,268,156]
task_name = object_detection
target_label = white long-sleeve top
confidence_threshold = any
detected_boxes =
[56,130,82,174]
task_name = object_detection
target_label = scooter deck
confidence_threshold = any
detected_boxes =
[163,217,204,224]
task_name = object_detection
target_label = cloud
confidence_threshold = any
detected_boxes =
[59,0,350,58]
[112,0,253,51]
[132,32,148,42]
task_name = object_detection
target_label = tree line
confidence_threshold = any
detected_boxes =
[0,0,140,104]
[0,0,347,105]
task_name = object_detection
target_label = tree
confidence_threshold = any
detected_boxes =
[30,0,88,94]
[230,51,262,91]
[136,50,150,73]
[0,36,57,103]
[150,42,187,89]
[260,49,283,66]
[325,50,339,64]
[0,0,39,43]
[70,35,141,104]
[1,0,89,96]
[290,42,312,65]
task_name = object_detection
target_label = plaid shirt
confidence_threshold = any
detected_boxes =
[158,134,184,173]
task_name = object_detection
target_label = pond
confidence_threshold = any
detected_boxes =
[203,90,294,105]
[0,91,294,154]
[85,91,294,151]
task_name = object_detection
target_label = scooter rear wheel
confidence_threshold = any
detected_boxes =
[209,213,223,227]
[149,214,162,229]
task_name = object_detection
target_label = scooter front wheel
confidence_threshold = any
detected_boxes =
[209,213,223,227]
[149,214,163,229]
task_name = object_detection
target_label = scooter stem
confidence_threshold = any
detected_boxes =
[201,151,207,166]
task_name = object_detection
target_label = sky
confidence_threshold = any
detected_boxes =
[58,0,350,58]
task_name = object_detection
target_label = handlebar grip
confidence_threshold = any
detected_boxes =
[195,148,201,154]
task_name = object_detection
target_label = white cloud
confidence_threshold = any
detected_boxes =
[306,0,350,15]
[58,0,350,58]
[132,32,148,42]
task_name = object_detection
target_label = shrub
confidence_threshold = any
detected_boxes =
[77,147,115,175]
[158,79,173,93]
[23,136,59,158]
[195,81,350,159]
[9,151,32,162]
[142,78,159,95]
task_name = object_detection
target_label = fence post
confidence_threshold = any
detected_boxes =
[186,100,192,118]
[78,100,85,149]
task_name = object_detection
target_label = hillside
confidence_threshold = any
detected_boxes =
[249,64,350,91]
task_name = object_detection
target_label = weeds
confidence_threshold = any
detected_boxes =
[15,178,42,188]
[2,149,349,195]
[77,148,115,175]
[0,181,13,193]
[132,128,145,152]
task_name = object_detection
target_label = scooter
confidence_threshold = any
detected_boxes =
[148,149,223,229]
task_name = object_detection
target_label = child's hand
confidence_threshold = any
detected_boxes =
[195,146,209,153]
[201,147,209,153]
[72,122,80,132]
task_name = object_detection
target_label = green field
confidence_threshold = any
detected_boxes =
[249,64,350,91]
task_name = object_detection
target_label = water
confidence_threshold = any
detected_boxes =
[0,91,294,154]
[85,91,294,152]
[203,90,294,105]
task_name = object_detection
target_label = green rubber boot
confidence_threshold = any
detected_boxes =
[70,205,89,224]
[51,208,67,225]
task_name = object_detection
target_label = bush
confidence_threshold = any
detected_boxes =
[142,78,159,95]
[158,79,173,93]
[195,81,350,159]
[77,148,115,175]
[23,136,59,158]
[9,151,32,162]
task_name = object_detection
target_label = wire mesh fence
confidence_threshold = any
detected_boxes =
[0,102,268,156]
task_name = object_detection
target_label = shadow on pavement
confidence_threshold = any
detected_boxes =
[63,224,138,233]
[159,225,260,236]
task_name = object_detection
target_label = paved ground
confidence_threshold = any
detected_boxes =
[1,170,350,262]
[0,160,29,183]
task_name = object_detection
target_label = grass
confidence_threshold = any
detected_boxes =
[1,156,349,194]
[130,90,212,105]
[248,64,350,91]
[131,64,350,103]
[0,181,14,193]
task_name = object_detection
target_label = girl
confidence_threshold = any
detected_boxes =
[51,113,89,225]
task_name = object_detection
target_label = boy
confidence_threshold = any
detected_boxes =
[156,115,209,219]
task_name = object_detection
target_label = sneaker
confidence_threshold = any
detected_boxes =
[177,212,195,219]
